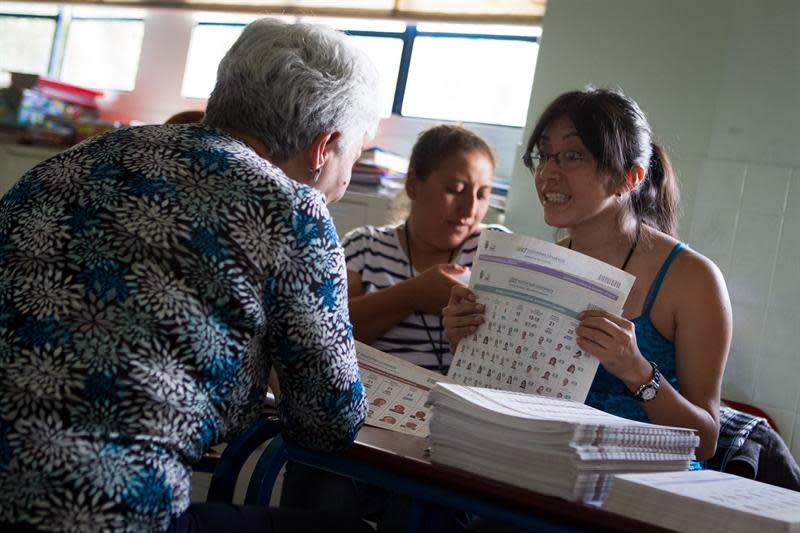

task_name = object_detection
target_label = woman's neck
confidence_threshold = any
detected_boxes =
[567,212,638,265]
[403,220,455,272]
[220,127,271,159]
[220,127,314,187]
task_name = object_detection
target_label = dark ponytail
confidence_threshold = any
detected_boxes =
[629,143,680,237]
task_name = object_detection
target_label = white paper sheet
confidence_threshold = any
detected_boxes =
[447,232,635,403]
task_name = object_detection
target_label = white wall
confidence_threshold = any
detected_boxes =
[504,0,800,458]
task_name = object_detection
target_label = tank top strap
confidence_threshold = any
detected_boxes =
[641,242,685,315]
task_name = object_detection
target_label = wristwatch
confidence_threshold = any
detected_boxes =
[630,361,661,402]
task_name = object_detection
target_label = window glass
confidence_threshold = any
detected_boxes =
[402,37,538,126]
[417,21,541,37]
[348,35,403,117]
[60,18,145,91]
[0,17,55,87]
[182,24,245,99]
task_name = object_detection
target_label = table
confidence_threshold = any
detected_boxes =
[245,425,672,533]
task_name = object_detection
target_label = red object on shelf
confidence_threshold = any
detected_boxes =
[35,78,103,109]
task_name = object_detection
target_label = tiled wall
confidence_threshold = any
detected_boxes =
[689,158,800,459]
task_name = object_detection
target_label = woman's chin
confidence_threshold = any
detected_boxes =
[542,211,568,228]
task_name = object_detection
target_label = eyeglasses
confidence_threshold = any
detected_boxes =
[522,150,586,174]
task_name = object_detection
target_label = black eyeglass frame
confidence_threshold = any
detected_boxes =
[521,150,586,173]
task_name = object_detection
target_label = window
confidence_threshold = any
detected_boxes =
[3,6,539,126]
[0,3,58,87]
[181,14,539,127]
[182,12,288,99]
[346,36,404,117]
[403,22,539,127]
[0,3,144,91]
[60,6,145,91]
[182,24,245,99]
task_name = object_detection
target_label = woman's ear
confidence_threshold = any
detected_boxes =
[307,131,341,170]
[622,165,646,193]
[405,168,418,200]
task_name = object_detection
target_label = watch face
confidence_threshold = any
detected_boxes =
[641,385,657,401]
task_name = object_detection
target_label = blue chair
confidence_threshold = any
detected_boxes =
[201,416,285,504]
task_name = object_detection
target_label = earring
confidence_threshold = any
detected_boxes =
[310,166,322,183]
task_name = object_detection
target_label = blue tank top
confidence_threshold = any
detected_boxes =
[585,243,684,422]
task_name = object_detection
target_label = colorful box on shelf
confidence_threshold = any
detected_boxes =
[14,77,114,146]
[17,77,103,127]
[34,78,103,109]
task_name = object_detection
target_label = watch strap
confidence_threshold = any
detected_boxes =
[627,361,660,402]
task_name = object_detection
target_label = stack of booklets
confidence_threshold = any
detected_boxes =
[427,383,700,505]
[603,470,800,532]
[351,146,408,189]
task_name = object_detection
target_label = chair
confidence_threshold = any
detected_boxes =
[721,398,779,433]
[709,401,800,491]
[194,415,284,504]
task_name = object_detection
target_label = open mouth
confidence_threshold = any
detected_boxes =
[543,192,570,205]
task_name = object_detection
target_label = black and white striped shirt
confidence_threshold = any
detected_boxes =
[342,223,510,372]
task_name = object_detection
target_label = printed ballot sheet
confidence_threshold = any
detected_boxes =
[447,232,635,403]
[357,341,453,437]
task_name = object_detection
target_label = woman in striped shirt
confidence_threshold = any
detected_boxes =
[342,124,508,373]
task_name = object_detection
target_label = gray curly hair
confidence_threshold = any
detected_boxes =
[205,18,381,162]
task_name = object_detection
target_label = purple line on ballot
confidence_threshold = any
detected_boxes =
[656,475,732,487]
[480,255,619,300]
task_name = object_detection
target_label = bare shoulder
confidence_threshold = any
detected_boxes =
[637,227,729,317]
[672,246,726,292]
[668,244,730,319]
[639,227,723,286]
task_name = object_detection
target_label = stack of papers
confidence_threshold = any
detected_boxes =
[428,383,699,504]
[351,146,408,188]
[603,470,800,532]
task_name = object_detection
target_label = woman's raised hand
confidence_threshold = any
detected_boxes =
[442,285,485,352]
[408,264,470,315]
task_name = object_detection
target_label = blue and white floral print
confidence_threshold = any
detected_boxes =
[0,124,367,532]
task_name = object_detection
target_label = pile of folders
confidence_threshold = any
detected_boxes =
[427,383,699,505]
[350,146,408,189]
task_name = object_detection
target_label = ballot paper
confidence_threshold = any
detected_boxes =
[447,231,635,402]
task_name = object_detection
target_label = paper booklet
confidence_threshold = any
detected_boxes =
[603,470,800,533]
[427,383,699,504]
[447,231,635,403]
[357,341,454,437]
[429,383,699,451]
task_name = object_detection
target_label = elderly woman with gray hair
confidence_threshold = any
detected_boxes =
[0,18,379,533]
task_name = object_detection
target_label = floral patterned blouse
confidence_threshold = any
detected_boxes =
[0,124,367,532]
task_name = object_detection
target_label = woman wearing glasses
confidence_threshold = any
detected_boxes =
[443,87,732,461]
